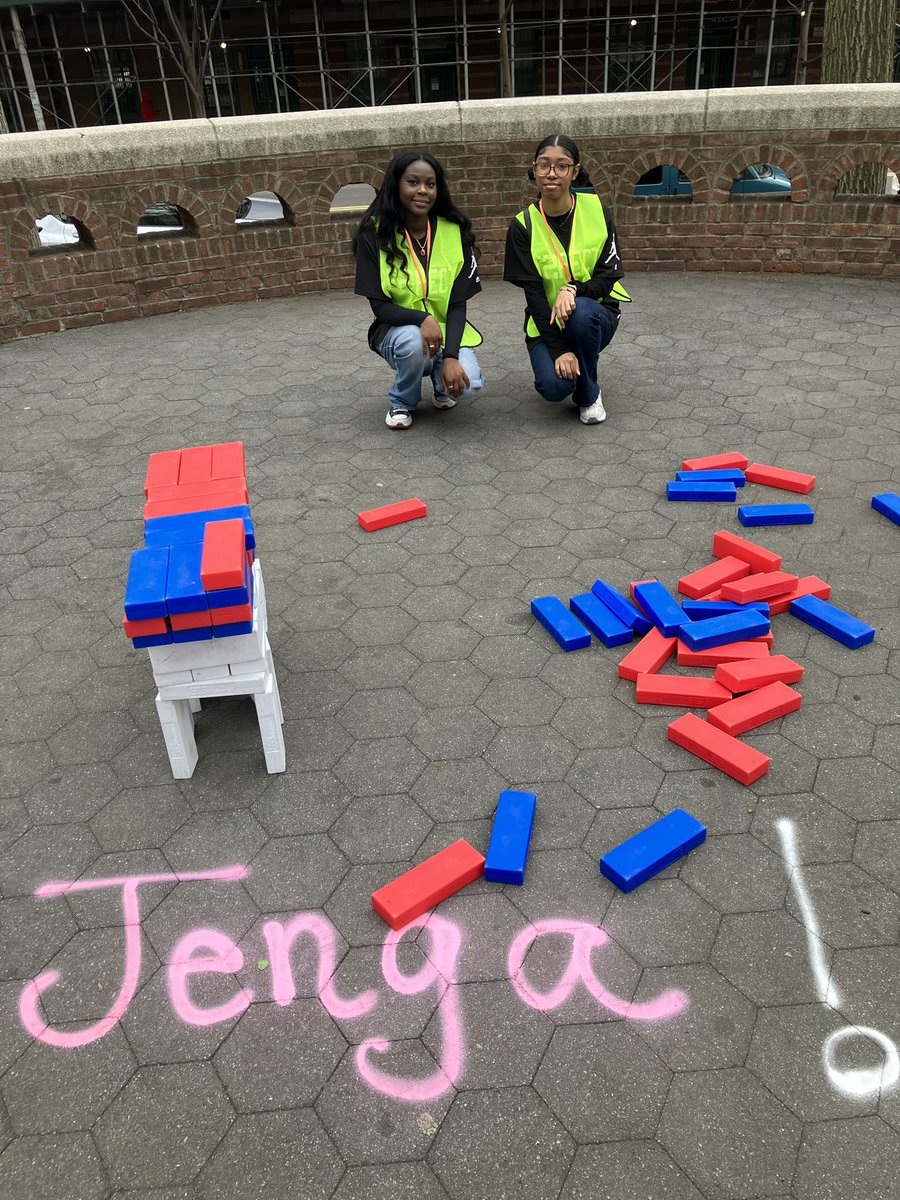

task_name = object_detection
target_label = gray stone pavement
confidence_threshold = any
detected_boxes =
[1,272,900,1200]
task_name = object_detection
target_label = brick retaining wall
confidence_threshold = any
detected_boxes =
[0,85,897,341]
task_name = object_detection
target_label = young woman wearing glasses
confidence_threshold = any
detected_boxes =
[353,150,485,430]
[504,133,630,425]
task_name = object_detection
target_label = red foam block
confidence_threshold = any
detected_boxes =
[211,441,246,481]
[668,712,770,786]
[677,639,771,667]
[372,840,485,930]
[715,654,804,692]
[720,571,799,604]
[678,556,750,599]
[144,450,181,498]
[766,575,831,616]
[200,519,246,591]
[635,674,732,708]
[143,487,248,520]
[681,452,749,471]
[359,498,427,532]
[178,445,213,484]
[169,609,212,631]
[617,627,677,682]
[745,463,816,494]
[123,615,169,637]
[146,478,249,505]
[211,601,253,626]
[712,530,782,573]
[706,680,803,737]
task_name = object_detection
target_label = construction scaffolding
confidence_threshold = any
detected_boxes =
[0,0,889,133]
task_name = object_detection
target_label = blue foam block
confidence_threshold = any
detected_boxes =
[679,607,771,651]
[212,619,254,638]
[124,546,170,620]
[144,505,255,550]
[872,493,900,526]
[667,481,738,502]
[789,594,875,650]
[484,790,537,885]
[632,581,691,638]
[681,599,770,621]
[165,541,207,616]
[131,631,174,648]
[171,626,214,643]
[590,579,652,635]
[675,469,746,486]
[738,503,814,526]
[600,808,706,893]
[531,596,592,651]
[570,593,633,648]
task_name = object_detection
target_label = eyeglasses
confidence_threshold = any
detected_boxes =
[534,159,575,176]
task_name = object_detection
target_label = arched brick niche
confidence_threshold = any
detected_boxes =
[0,83,897,341]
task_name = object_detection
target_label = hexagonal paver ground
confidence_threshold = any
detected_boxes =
[3,273,900,1198]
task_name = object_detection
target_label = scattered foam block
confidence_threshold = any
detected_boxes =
[666,481,738,502]
[144,449,181,497]
[635,674,732,708]
[720,571,799,604]
[675,469,746,485]
[600,808,706,893]
[745,463,815,494]
[677,639,771,667]
[531,596,592,651]
[591,579,653,635]
[681,599,770,621]
[200,519,246,591]
[372,839,485,929]
[679,608,771,651]
[712,530,781,573]
[715,654,804,692]
[872,493,900,527]
[766,575,832,616]
[617,627,677,682]
[668,712,770,785]
[679,557,750,600]
[484,790,537,885]
[633,581,691,638]
[707,681,803,736]
[570,593,633,647]
[789,594,875,650]
[358,498,427,532]
[738,503,815,527]
[681,452,749,471]
[124,547,170,620]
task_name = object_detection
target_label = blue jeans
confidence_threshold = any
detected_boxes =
[528,298,616,408]
[378,325,485,412]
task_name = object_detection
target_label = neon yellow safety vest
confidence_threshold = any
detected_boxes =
[514,192,631,338]
[378,217,482,347]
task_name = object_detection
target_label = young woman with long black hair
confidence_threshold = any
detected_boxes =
[353,150,484,429]
[504,133,629,425]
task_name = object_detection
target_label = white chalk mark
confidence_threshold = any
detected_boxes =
[776,817,898,1098]
[822,1025,900,1096]
[775,818,841,1007]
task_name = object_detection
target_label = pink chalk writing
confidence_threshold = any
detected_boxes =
[508,918,688,1020]
[19,867,689,1099]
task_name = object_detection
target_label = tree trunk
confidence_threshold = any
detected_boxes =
[822,0,894,192]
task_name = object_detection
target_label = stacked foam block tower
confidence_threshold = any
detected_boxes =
[124,442,285,779]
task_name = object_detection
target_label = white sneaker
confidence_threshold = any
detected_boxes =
[579,395,607,425]
[432,394,458,410]
[385,407,413,429]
